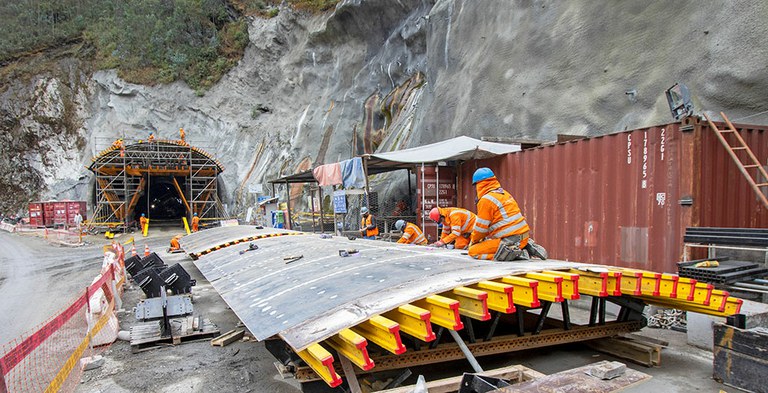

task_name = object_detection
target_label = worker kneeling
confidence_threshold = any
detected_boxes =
[468,168,548,261]
[395,219,428,245]
[428,206,476,249]
[169,234,183,252]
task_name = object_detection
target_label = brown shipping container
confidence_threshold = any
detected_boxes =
[457,117,767,273]
[52,201,68,226]
[66,201,87,227]
[43,201,55,227]
[416,166,457,241]
[28,202,44,227]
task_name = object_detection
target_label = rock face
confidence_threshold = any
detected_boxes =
[2,0,768,214]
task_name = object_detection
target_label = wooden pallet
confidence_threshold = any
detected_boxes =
[130,316,220,352]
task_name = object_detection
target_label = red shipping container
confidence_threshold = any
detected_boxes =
[66,201,87,227]
[415,165,457,241]
[43,201,55,227]
[28,202,44,227]
[457,117,767,274]
[52,201,68,226]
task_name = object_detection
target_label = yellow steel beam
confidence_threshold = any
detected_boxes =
[542,270,580,300]
[659,274,680,298]
[676,277,697,301]
[296,343,342,388]
[498,276,540,308]
[326,329,374,371]
[468,280,515,314]
[351,315,406,355]
[412,295,464,331]
[606,271,622,296]
[525,272,564,303]
[617,269,661,296]
[691,282,713,306]
[722,296,744,315]
[569,269,610,297]
[709,289,730,313]
[441,286,491,321]
[382,304,436,342]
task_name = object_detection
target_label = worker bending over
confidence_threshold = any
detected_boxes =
[395,220,427,245]
[468,167,548,261]
[359,206,379,239]
[429,207,476,249]
[191,212,200,232]
[169,234,183,252]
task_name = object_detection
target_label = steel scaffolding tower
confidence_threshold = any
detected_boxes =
[88,139,226,231]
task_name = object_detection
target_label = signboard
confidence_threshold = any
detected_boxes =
[248,183,263,194]
[333,190,347,213]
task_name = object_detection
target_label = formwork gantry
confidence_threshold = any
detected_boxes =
[88,139,226,230]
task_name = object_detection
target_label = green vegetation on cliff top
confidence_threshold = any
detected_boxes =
[0,0,339,91]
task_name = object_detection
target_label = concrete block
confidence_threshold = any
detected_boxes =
[81,355,105,371]
[588,361,626,380]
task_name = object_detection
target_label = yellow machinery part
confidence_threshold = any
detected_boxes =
[351,315,406,355]
[412,295,464,330]
[382,304,436,342]
[498,276,540,308]
[468,280,515,314]
[524,272,564,303]
[441,286,491,321]
[327,329,374,371]
[542,270,580,300]
[296,343,342,388]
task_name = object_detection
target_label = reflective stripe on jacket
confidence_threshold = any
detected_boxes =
[439,207,477,244]
[470,177,529,243]
[361,214,379,237]
[398,222,427,245]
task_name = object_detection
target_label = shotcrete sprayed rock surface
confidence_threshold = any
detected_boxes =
[1,0,767,212]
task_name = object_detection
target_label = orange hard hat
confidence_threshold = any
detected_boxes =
[428,207,441,222]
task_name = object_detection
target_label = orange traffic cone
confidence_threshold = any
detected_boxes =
[144,244,150,257]
[131,244,137,257]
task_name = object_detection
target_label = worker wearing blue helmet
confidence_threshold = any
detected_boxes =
[468,167,547,261]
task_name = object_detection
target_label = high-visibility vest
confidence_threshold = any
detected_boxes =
[398,222,427,245]
[439,207,476,244]
[361,214,379,237]
[471,178,529,243]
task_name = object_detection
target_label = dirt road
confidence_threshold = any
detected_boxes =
[0,232,102,345]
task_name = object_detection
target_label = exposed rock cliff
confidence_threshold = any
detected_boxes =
[1,0,767,214]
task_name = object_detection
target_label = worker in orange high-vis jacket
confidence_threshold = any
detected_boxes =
[468,167,548,261]
[395,220,427,245]
[169,234,183,251]
[359,206,379,239]
[191,212,200,232]
[139,213,149,233]
[428,206,476,249]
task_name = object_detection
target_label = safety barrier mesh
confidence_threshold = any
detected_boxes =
[0,246,124,393]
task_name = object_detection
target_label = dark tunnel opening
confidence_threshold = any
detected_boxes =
[134,176,187,223]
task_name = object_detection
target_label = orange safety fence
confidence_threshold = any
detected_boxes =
[0,243,126,393]
[14,226,84,246]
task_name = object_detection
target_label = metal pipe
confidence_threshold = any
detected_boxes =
[448,329,483,373]
[318,186,325,234]
[421,163,425,236]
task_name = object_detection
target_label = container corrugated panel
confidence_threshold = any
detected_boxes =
[459,119,768,273]
[43,201,55,227]
[690,117,768,228]
[28,202,43,227]
[53,201,67,225]
[65,201,87,226]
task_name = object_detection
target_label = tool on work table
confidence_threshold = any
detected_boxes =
[239,243,259,255]
[694,260,719,268]
[283,255,303,264]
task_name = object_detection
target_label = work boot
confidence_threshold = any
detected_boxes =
[525,240,548,260]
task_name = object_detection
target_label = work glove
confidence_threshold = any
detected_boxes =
[431,240,445,247]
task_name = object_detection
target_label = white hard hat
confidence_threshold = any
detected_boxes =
[395,220,405,231]
[361,206,369,215]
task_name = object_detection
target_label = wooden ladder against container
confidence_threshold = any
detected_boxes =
[704,112,768,210]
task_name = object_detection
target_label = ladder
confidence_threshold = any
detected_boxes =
[704,112,768,210]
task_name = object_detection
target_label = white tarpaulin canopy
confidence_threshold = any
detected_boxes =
[366,136,520,165]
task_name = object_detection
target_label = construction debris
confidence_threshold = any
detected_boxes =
[211,329,245,347]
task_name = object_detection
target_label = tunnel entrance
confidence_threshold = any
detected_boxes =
[88,139,226,230]
[134,176,187,224]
